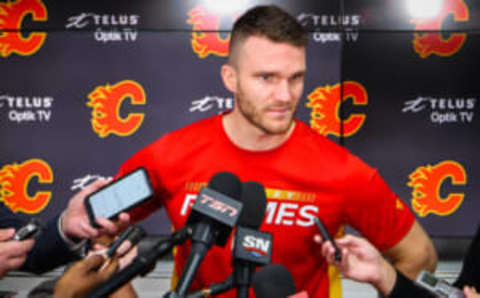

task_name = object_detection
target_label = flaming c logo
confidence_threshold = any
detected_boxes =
[0,159,53,213]
[186,5,230,58]
[411,0,469,58]
[306,81,367,137]
[408,160,466,217]
[87,80,146,138]
[0,0,47,57]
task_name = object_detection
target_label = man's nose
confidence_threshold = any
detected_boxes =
[274,80,291,103]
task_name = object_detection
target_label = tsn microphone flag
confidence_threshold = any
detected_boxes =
[186,185,243,246]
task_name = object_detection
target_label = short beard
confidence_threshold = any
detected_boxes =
[236,92,296,135]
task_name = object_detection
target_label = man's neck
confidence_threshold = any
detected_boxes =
[222,111,295,151]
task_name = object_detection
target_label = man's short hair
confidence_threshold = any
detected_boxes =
[228,5,308,64]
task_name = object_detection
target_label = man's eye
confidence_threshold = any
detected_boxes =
[291,74,304,81]
[261,75,271,81]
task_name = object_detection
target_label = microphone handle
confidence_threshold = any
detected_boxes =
[174,242,209,296]
[175,222,215,296]
[234,263,254,298]
[187,274,234,298]
[89,255,151,298]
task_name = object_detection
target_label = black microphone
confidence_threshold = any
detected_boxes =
[186,274,234,298]
[170,172,243,297]
[232,181,270,298]
[252,264,297,298]
[106,225,146,258]
[89,227,189,298]
[186,181,269,298]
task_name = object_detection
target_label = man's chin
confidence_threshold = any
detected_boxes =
[261,120,294,135]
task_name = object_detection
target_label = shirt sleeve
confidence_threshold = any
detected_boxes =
[116,139,168,223]
[344,155,415,251]
[390,270,437,298]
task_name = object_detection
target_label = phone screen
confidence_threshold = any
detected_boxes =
[88,169,153,220]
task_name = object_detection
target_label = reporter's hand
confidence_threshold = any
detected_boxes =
[465,286,480,298]
[54,254,118,298]
[0,228,34,278]
[316,234,397,295]
[61,179,131,239]
[90,234,138,270]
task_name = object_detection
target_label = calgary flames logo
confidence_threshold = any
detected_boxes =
[0,159,53,213]
[408,160,466,217]
[86,80,146,138]
[186,5,230,58]
[306,81,367,137]
[411,0,469,58]
[0,0,47,58]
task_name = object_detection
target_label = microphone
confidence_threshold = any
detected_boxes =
[88,228,189,298]
[171,172,243,297]
[252,264,297,298]
[187,181,269,298]
[106,225,146,258]
[186,274,234,298]
[232,181,270,298]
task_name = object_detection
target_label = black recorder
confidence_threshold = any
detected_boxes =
[314,216,342,262]
[13,218,42,241]
[85,168,153,228]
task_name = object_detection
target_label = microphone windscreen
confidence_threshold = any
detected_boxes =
[252,264,296,298]
[238,181,267,229]
[208,171,242,201]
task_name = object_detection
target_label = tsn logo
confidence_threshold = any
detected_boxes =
[242,235,271,257]
[182,195,318,227]
[198,193,239,217]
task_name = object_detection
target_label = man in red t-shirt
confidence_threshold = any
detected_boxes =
[118,5,437,297]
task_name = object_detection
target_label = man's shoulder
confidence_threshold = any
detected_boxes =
[145,115,220,150]
[294,120,350,157]
[166,115,220,140]
[132,116,220,163]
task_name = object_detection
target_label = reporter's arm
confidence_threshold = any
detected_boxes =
[21,179,130,274]
[20,214,79,274]
[388,269,436,298]
[54,254,118,298]
[319,234,435,297]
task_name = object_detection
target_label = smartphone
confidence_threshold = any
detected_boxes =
[13,218,42,241]
[313,217,342,262]
[106,225,146,257]
[85,168,154,228]
[416,270,465,298]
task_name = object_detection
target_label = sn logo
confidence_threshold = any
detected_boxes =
[242,235,271,256]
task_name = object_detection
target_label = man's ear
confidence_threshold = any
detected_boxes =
[221,63,237,93]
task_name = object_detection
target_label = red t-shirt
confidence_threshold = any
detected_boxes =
[117,115,415,298]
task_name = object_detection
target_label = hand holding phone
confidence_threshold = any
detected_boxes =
[84,168,153,228]
[314,217,342,262]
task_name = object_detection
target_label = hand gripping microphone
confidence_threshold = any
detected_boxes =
[168,172,243,297]
[252,264,297,298]
[232,181,270,298]
[88,228,188,298]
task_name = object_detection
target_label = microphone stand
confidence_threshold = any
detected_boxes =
[234,262,254,298]
[164,222,216,297]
